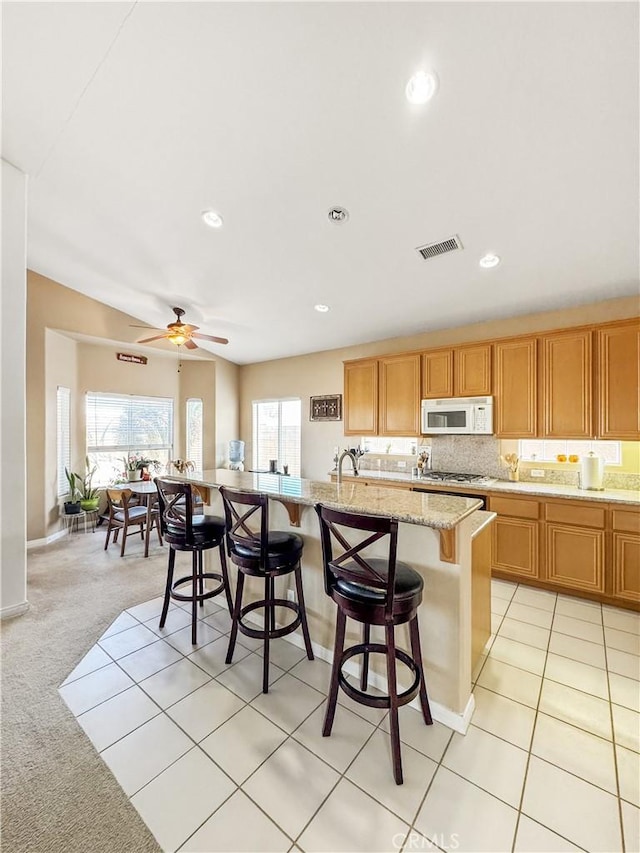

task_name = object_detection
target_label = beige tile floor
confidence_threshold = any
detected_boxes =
[59,581,640,853]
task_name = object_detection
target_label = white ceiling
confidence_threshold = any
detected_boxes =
[3,2,639,365]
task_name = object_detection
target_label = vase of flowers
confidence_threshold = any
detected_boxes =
[124,456,143,481]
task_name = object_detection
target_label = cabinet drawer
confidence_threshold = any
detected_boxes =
[489,496,540,520]
[545,501,605,529]
[612,509,640,534]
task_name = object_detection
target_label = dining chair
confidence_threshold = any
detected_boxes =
[104,488,161,557]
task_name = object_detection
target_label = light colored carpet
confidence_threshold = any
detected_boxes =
[1,531,169,852]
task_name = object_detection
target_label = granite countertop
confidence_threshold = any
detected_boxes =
[332,470,640,507]
[165,469,484,530]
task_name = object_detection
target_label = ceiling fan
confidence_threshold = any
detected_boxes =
[133,307,229,350]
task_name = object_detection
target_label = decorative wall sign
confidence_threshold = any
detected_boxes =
[117,352,148,365]
[310,394,342,421]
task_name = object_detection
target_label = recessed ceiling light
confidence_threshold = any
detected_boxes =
[201,210,223,228]
[405,70,438,105]
[314,304,330,313]
[479,254,501,268]
[328,207,349,223]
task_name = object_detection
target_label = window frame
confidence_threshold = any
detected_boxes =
[56,386,71,497]
[252,398,302,477]
[186,397,204,471]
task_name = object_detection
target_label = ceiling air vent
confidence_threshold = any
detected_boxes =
[416,234,463,261]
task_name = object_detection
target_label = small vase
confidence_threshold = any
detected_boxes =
[508,470,519,482]
[127,470,142,482]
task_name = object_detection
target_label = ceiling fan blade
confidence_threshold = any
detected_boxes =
[129,324,162,330]
[192,332,229,345]
[137,334,169,344]
[184,339,198,350]
[182,324,200,332]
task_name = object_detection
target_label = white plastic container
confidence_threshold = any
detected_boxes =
[579,452,604,491]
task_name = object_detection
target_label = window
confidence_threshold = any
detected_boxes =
[519,439,621,465]
[86,392,174,484]
[57,386,71,497]
[186,398,203,471]
[252,399,301,476]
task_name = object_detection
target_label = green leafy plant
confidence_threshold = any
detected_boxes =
[75,456,100,500]
[64,467,81,501]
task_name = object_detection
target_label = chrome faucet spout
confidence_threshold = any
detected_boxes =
[336,449,359,483]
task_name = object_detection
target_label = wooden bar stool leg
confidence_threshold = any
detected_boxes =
[294,564,314,661]
[160,548,176,628]
[360,623,371,691]
[323,608,347,737]
[385,624,403,785]
[226,572,244,664]
[262,575,272,694]
[191,550,198,644]
[219,545,233,614]
[409,616,433,725]
[198,549,205,608]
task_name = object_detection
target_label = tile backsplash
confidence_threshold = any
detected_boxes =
[358,436,640,491]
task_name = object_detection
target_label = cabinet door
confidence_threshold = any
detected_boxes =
[344,359,378,436]
[612,532,640,604]
[455,344,492,397]
[545,524,604,593]
[542,329,593,438]
[494,337,537,437]
[491,517,539,579]
[597,320,640,440]
[379,353,421,435]
[421,350,453,398]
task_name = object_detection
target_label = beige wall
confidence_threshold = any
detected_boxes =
[1,160,28,616]
[27,272,239,541]
[239,295,640,480]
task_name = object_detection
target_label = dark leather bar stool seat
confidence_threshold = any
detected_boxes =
[155,479,232,644]
[315,503,432,785]
[220,486,314,694]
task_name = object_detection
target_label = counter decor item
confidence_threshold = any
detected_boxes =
[168,459,195,475]
[500,453,520,482]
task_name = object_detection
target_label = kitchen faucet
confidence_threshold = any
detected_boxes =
[336,449,359,483]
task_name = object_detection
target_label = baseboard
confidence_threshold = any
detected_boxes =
[0,600,30,620]
[27,529,68,550]
[247,614,475,735]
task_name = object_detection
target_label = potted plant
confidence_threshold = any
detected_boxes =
[63,468,82,514]
[137,457,162,481]
[75,456,100,511]
[123,455,142,482]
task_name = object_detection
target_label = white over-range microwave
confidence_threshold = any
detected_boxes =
[421,396,494,435]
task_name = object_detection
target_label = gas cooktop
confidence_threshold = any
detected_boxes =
[418,471,494,485]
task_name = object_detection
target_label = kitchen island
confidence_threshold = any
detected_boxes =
[165,469,494,732]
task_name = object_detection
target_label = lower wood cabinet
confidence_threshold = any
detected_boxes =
[489,493,639,611]
[612,509,640,604]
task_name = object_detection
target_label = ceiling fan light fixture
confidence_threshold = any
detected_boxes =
[201,210,223,228]
[167,332,188,346]
[406,70,438,105]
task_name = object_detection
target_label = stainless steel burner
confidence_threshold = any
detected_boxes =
[419,471,494,485]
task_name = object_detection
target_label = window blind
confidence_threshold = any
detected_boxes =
[57,386,71,497]
[186,398,203,470]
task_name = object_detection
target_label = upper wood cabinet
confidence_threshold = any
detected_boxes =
[421,343,492,399]
[494,337,537,437]
[344,358,378,435]
[422,350,453,398]
[596,319,640,440]
[344,353,420,436]
[541,328,593,438]
[379,353,421,435]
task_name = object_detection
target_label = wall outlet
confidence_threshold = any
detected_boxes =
[530,469,545,478]
[287,589,296,603]
[397,460,407,468]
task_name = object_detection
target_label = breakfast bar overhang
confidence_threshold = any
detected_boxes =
[165,469,495,733]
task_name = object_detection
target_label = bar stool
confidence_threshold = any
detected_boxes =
[155,479,232,645]
[315,503,432,785]
[219,486,314,694]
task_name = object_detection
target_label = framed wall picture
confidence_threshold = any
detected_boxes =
[310,394,342,422]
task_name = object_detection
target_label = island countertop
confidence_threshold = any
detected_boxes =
[165,468,483,530]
